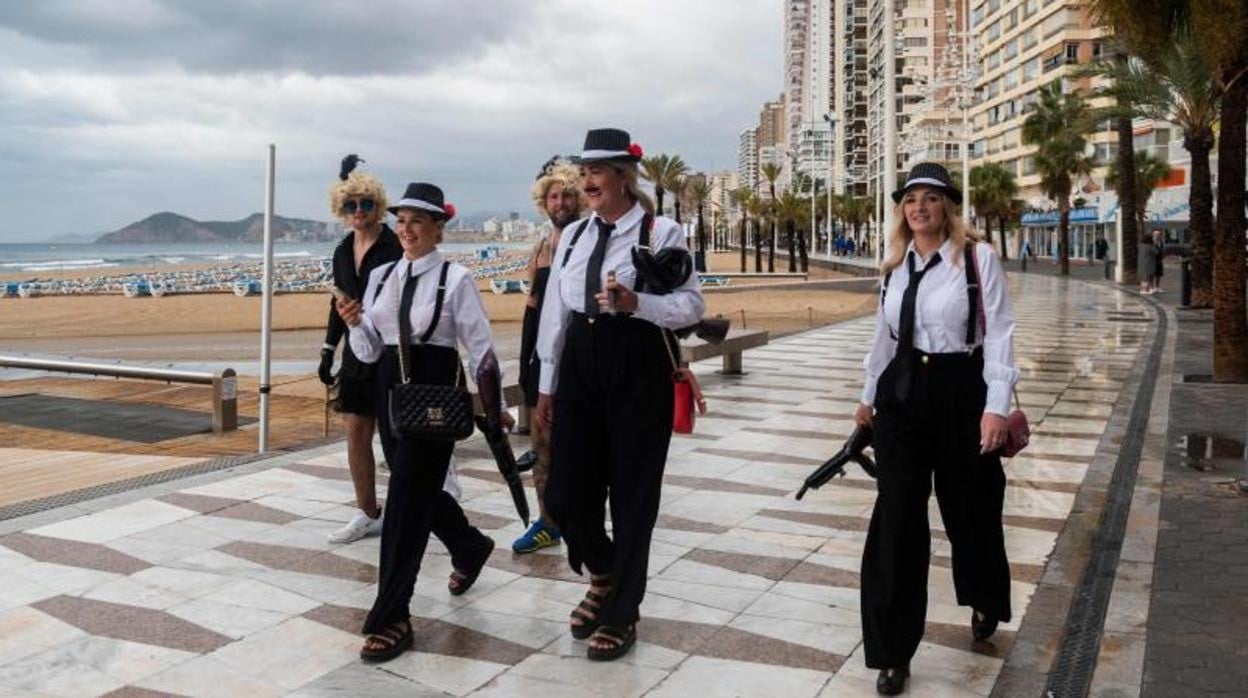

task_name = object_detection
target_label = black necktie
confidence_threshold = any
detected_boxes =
[584,220,614,317]
[893,250,941,402]
[397,263,418,346]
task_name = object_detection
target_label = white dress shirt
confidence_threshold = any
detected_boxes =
[348,250,505,408]
[536,202,706,395]
[860,238,1020,416]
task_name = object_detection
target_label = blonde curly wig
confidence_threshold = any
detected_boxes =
[531,163,586,216]
[329,171,389,225]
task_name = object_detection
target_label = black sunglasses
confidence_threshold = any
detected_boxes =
[342,198,376,214]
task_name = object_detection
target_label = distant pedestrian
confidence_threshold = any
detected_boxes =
[537,127,705,661]
[1138,230,1158,294]
[338,182,510,662]
[1151,228,1165,293]
[854,162,1018,696]
[512,159,585,554]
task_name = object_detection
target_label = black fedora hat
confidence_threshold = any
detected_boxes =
[575,127,644,164]
[388,182,456,219]
[891,162,962,205]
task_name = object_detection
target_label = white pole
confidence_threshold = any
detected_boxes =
[883,0,897,260]
[259,144,275,454]
[961,0,972,224]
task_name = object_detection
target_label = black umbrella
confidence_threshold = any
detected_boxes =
[474,416,531,527]
[795,425,878,500]
[473,351,530,526]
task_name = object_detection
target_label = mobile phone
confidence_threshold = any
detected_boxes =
[329,285,348,302]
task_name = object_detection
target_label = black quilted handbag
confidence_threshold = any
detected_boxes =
[388,373,474,441]
[386,261,475,442]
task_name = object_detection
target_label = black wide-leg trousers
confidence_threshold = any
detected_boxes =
[861,348,1012,669]
[362,345,491,635]
[546,313,674,629]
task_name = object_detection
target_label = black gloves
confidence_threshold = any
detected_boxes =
[318,348,336,386]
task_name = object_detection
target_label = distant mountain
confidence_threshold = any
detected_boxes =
[96,212,334,243]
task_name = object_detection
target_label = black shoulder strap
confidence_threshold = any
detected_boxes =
[420,261,452,343]
[881,269,892,305]
[561,219,592,268]
[965,244,980,346]
[373,262,398,303]
[634,214,656,294]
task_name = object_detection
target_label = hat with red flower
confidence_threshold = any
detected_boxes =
[576,127,643,164]
[387,182,455,220]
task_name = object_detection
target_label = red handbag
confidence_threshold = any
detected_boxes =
[971,246,1029,457]
[673,377,696,434]
[663,330,705,434]
[1000,388,1030,458]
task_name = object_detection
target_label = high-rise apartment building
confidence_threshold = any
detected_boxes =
[833,0,870,195]
[737,128,759,193]
[967,0,1109,198]
[787,0,836,186]
[865,0,968,200]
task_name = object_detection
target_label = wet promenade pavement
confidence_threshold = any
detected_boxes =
[0,272,1166,697]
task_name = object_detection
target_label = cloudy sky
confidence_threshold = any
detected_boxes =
[0,0,781,242]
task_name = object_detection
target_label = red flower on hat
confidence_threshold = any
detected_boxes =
[628,143,644,158]
[443,203,457,219]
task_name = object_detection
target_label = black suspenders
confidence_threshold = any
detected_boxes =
[879,243,982,347]
[372,260,452,343]
[559,214,655,270]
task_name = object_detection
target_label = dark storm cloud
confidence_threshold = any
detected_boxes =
[0,0,521,75]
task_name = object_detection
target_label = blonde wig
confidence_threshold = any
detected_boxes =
[531,163,587,216]
[328,171,389,226]
[881,190,979,275]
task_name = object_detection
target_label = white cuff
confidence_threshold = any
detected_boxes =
[860,375,879,407]
[984,380,1012,417]
[633,292,660,324]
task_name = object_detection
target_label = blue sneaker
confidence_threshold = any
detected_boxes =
[512,519,562,554]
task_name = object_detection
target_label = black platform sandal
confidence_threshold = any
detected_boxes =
[587,624,636,661]
[360,619,413,663]
[569,574,611,640]
[449,537,495,597]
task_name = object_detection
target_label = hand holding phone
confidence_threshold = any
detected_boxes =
[329,285,348,302]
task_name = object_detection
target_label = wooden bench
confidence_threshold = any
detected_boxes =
[679,328,770,375]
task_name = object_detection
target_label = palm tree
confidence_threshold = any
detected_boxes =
[1090,0,1248,381]
[689,178,712,265]
[745,194,765,273]
[1022,81,1097,276]
[1106,151,1173,236]
[775,191,806,273]
[970,163,1018,260]
[730,187,752,273]
[667,173,690,224]
[1088,33,1219,306]
[760,163,782,273]
[640,154,688,216]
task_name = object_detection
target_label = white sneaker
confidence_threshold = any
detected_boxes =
[327,509,383,544]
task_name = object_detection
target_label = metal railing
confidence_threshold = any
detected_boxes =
[0,355,238,434]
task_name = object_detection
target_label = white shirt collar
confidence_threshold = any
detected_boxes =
[402,249,444,277]
[905,237,957,269]
[590,201,645,235]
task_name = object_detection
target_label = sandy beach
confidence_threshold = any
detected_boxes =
[0,251,876,371]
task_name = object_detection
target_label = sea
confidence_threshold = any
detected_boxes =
[0,241,523,275]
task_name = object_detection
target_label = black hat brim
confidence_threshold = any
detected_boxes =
[891,183,962,206]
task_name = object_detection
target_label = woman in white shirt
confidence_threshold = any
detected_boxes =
[535,128,705,661]
[336,182,509,663]
[854,163,1019,695]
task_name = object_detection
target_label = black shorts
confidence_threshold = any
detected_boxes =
[332,372,377,417]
